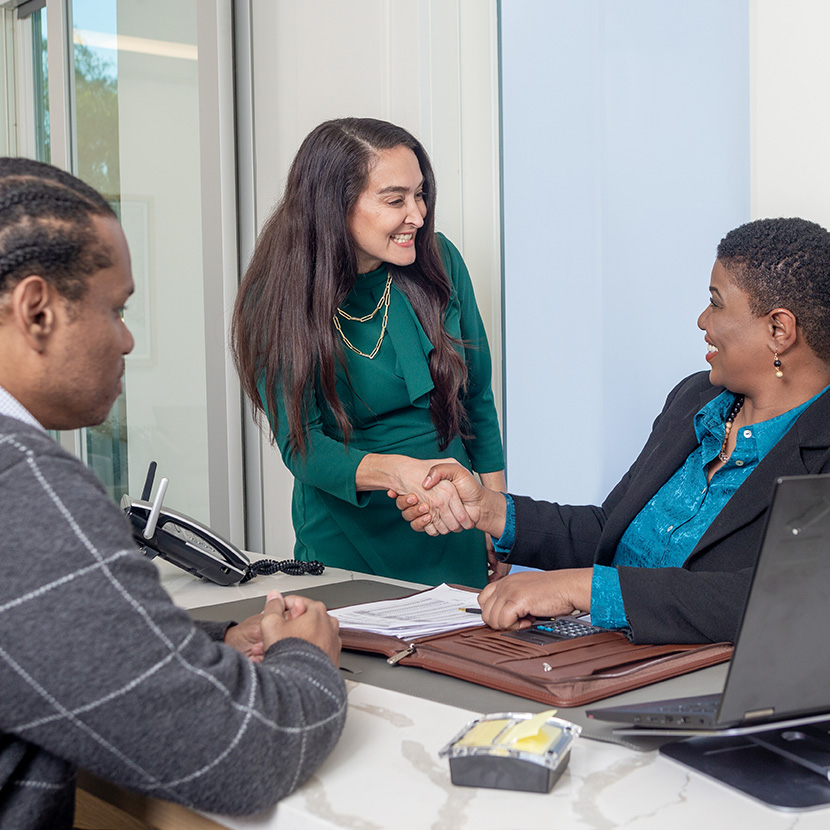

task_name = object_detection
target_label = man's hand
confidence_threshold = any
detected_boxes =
[477,569,593,630]
[259,591,341,666]
[224,614,266,663]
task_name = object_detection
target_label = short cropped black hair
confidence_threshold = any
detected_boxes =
[717,217,830,362]
[0,157,117,302]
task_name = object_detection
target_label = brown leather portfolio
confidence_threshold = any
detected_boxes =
[340,621,733,708]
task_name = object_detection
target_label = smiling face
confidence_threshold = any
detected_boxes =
[346,145,427,273]
[41,216,135,429]
[697,259,774,392]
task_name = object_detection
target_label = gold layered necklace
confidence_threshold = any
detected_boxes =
[332,271,392,359]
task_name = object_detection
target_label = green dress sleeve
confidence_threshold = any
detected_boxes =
[437,234,505,474]
[258,377,370,507]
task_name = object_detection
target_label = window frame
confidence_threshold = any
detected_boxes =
[2,0,248,547]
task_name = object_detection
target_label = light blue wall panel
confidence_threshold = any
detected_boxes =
[501,0,750,504]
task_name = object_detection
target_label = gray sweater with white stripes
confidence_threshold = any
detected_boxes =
[0,414,347,829]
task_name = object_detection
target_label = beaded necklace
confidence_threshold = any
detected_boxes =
[718,395,745,463]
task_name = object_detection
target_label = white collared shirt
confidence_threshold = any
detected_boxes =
[0,384,46,432]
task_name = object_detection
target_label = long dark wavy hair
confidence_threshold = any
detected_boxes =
[232,118,469,454]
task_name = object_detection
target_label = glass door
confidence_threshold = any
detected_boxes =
[7,0,244,544]
[72,0,210,520]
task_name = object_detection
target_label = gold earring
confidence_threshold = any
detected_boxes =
[774,352,783,379]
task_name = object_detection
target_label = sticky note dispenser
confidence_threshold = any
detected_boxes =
[439,710,580,793]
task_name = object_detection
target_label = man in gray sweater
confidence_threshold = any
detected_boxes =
[0,158,347,829]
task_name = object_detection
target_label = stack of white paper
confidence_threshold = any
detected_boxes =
[330,583,485,639]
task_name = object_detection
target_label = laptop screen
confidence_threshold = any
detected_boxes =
[718,474,830,724]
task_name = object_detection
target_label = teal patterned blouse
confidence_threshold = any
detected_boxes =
[495,387,825,628]
[591,388,822,628]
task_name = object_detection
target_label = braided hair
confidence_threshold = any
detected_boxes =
[0,158,116,304]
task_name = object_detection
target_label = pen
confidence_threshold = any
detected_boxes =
[459,607,558,622]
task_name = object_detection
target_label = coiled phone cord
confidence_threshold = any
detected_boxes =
[241,559,325,583]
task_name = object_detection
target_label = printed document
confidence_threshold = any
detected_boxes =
[330,583,485,639]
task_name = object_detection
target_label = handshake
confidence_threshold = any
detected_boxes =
[386,461,507,539]
[385,458,593,627]
[384,459,511,584]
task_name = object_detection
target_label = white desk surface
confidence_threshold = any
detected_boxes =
[157,560,830,830]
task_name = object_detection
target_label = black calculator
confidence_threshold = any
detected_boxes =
[505,617,604,645]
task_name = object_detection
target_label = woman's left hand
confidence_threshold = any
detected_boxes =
[477,569,593,629]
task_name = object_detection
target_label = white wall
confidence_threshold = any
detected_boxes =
[750,0,830,229]
[499,0,830,509]
[248,0,502,555]
[501,0,750,505]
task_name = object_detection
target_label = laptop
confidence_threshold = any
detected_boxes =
[586,474,830,736]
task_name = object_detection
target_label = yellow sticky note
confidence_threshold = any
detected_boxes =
[454,718,510,748]
[510,724,563,755]
[499,710,561,754]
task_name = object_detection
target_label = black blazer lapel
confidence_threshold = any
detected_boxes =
[597,381,718,560]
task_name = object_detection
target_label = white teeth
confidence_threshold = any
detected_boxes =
[391,233,413,243]
[707,343,718,353]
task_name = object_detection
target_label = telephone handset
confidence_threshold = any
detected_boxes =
[122,462,250,585]
[122,462,325,585]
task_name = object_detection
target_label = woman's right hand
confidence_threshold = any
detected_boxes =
[387,457,476,535]
[390,462,508,539]
[356,453,479,534]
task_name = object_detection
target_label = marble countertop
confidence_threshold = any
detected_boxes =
[207,680,830,830]
[158,562,830,830]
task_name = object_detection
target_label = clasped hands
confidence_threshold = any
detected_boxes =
[387,462,593,628]
[224,590,341,666]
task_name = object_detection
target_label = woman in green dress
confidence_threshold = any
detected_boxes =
[232,118,505,588]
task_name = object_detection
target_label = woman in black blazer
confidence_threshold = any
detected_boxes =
[393,218,830,644]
